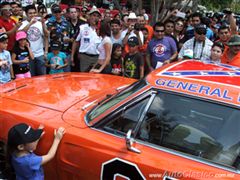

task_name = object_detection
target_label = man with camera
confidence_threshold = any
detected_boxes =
[122,12,144,52]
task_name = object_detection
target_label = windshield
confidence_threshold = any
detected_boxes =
[87,79,147,123]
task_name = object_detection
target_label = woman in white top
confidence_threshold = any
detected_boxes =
[90,22,112,73]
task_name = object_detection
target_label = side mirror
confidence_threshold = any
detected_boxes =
[125,129,141,154]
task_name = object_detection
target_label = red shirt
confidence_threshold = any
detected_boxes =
[0,16,16,51]
[221,46,240,67]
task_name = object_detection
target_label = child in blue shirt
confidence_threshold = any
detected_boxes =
[0,33,14,83]
[7,123,65,180]
[46,41,68,74]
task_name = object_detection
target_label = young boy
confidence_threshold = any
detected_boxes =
[45,41,68,74]
[123,36,144,79]
[0,33,14,83]
[7,123,65,180]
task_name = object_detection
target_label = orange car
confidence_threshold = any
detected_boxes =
[0,60,240,179]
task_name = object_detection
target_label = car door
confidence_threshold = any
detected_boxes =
[57,89,239,179]
[57,90,157,179]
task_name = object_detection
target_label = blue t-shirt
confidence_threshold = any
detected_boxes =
[47,52,67,74]
[147,36,177,68]
[11,153,44,180]
[0,50,12,83]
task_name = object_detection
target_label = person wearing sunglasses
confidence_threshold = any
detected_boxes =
[179,24,213,61]
[146,22,178,72]
[0,2,22,52]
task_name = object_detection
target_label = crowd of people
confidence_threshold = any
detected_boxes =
[1,1,240,84]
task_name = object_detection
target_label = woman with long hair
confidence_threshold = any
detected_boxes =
[90,22,112,73]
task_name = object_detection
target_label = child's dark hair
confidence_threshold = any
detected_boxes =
[12,39,31,52]
[212,42,225,52]
[111,43,122,58]
[4,142,17,179]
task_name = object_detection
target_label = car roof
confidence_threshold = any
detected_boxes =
[146,60,240,107]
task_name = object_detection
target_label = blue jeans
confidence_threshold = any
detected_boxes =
[63,54,71,72]
[29,55,46,76]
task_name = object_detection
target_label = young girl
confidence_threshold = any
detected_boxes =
[110,43,123,76]
[7,123,65,180]
[12,31,34,79]
[0,33,14,83]
[207,42,225,64]
[45,41,68,74]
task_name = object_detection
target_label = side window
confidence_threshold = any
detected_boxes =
[136,91,240,168]
[99,97,150,136]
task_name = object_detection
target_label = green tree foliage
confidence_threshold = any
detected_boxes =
[201,0,234,11]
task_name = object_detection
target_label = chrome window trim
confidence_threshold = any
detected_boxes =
[90,127,125,140]
[133,91,157,138]
[135,139,240,174]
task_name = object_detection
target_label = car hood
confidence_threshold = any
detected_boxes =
[1,73,135,112]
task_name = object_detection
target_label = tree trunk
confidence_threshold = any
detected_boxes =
[151,0,163,25]
[113,0,122,11]
[192,0,200,12]
[137,0,143,14]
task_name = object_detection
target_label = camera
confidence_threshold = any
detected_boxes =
[134,23,141,31]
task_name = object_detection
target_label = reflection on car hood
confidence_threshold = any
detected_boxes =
[1,73,135,112]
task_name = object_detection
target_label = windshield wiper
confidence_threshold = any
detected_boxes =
[97,94,113,105]
[82,94,113,111]
[82,100,98,110]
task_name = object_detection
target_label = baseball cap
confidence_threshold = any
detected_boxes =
[82,6,88,12]
[128,36,139,46]
[51,41,61,50]
[7,123,43,147]
[195,24,207,35]
[0,33,8,42]
[52,6,61,13]
[88,7,101,16]
[16,31,27,41]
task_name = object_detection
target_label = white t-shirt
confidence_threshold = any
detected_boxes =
[122,29,144,45]
[111,31,125,45]
[98,36,112,60]
[19,20,44,57]
[76,24,101,55]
